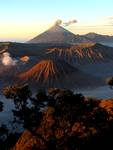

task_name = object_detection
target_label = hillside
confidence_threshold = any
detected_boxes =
[45,43,105,64]
[0,42,71,57]
[1,42,113,64]
[1,42,113,86]
[18,59,102,88]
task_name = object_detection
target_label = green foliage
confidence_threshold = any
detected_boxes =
[3,84,43,131]
[2,85,113,150]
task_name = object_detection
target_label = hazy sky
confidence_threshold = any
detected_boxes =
[0,0,113,42]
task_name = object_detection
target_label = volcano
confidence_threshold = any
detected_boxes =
[19,59,102,88]
[45,43,105,64]
[27,25,91,44]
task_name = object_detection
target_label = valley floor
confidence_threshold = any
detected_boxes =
[75,86,113,99]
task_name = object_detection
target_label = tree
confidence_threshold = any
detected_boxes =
[3,85,113,150]
[3,84,31,110]
[3,84,42,131]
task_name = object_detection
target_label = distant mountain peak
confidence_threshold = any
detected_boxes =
[27,25,91,44]
[46,24,71,33]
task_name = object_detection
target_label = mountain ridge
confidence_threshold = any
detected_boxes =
[84,32,113,46]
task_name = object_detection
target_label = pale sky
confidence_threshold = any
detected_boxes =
[0,0,113,42]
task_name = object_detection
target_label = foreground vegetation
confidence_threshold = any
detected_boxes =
[0,84,113,150]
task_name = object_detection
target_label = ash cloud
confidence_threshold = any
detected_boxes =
[1,52,17,66]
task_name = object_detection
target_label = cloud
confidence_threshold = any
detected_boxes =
[1,52,17,66]
[108,16,113,20]
[64,19,77,26]
[107,16,113,25]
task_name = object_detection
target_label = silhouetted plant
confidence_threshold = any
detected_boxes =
[0,101,3,112]
[48,88,61,97]
[3,86,113,150]
[3,84,31,110]
[36,89,48,102]
[0,124,8,140]
[0,125,8,150]
[84,97,100,112]
[3,84,43,131]
[106,77,113,89]
[89,107,108,125]
[55,89,84,106]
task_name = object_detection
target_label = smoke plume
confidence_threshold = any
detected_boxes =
[54,19,62,26]
[2,52,17,66]
[64,19,77,26]
[54,19,77,27]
